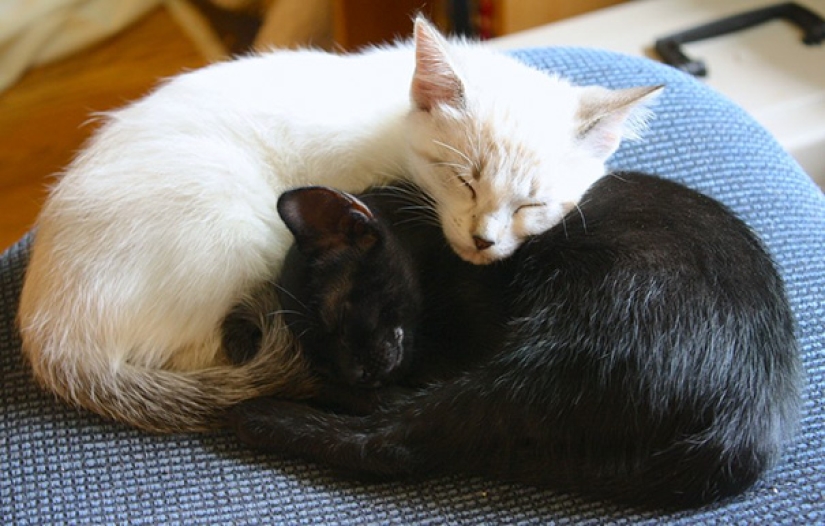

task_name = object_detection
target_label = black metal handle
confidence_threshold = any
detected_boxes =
[654,2,825,77]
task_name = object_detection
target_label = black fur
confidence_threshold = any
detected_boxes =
[229,172,801,509]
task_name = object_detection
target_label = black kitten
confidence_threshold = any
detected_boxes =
[272,187,422,388]
[230,173,801,509]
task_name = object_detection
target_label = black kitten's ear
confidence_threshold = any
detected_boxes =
[278,186,380,254]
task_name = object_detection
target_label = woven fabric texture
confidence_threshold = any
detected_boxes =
[2,47,824,525]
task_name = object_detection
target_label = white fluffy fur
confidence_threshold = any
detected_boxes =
[18,17,660,432]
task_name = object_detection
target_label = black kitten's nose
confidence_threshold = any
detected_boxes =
[473,235,495,251]
[350,337,406,387]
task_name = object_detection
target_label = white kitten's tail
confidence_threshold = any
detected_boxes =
[21,313,317,434]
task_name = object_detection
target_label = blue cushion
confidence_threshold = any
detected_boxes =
[2,47,824,524]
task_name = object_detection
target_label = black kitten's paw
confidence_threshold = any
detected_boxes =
[229,397,309,452]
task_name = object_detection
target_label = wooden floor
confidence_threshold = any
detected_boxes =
[0,7,209,251]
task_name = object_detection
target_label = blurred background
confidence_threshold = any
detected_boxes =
[0,0,625,251]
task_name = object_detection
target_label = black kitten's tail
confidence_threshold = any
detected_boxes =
[231,368,795,509]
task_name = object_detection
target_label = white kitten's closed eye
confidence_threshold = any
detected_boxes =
[455,174,476,199]
[429,156,475,195]
[516,202,546,213]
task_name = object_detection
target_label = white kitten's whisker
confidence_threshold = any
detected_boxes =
[413,191,437,209]
[379,183,422,199]
[609,172,630,183]
[432,139,473,167]
[431,161,469,172]
[379,185,438,212]
[575,203,587,233]
[395,200,440,221]
[265,309,316,333]
[277,309,317,329]
[373,186,415,206]
[270,309,305,318]
[373,168,406,181]
[261,326,292,339]
[273,283,310,312]
[264,312,317,334]
[464,124,484,174]
[412,208,441,227]
[394,215,441,229]
[398,204,437,215]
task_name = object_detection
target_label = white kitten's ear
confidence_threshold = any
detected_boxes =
[576,85,664,161]
[411,15,465,111]
[278,187,379,254]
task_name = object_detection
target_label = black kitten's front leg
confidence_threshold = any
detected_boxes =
[229,396,417,478]
[229,397,324,453]
[313,383,414,415]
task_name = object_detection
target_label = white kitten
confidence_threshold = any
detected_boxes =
[18,17,660,432]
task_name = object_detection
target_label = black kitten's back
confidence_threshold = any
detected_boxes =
[494,173,799,501]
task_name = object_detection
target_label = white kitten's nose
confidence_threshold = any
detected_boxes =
[473,235,495,251]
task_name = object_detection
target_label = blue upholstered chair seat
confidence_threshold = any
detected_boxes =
[2,47,824,524]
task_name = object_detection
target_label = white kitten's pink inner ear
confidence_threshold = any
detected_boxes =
[411,17,465,111]
[576,85,663,161]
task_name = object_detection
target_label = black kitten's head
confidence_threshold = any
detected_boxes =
[277,186,422,388]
